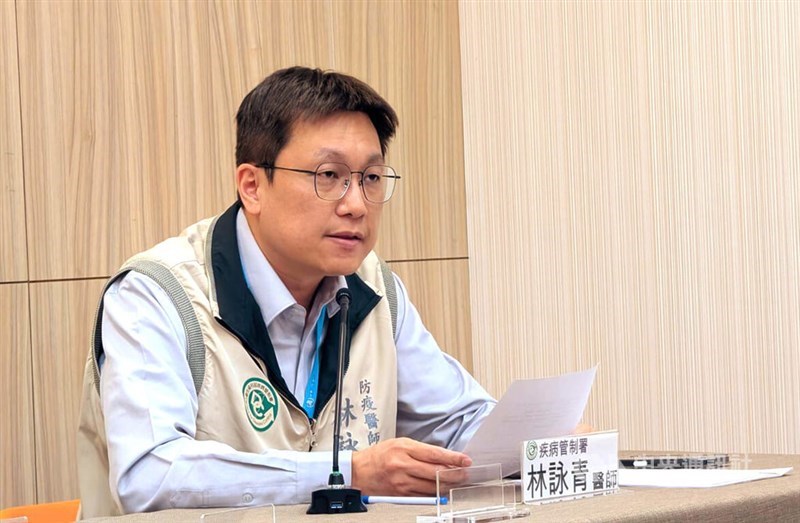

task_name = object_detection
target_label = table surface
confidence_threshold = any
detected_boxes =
[82,453,800,522]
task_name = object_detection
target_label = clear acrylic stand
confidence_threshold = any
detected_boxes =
[416,464,530,522]
[199,503,276,522]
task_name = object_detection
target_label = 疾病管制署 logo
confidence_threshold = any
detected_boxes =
[526,440,538,460]
[242,377,278,432]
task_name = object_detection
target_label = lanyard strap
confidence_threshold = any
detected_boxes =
[302,305,327,419]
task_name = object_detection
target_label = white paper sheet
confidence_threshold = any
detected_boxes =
[463,366,596,477]
[618,467,793,488]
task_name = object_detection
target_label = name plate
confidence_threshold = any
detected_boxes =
[520,430,619,504]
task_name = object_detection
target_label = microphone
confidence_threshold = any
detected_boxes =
[307,288,367,514]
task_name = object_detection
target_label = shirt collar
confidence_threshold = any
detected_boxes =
[235,209,346,325]
[209,201,383,417]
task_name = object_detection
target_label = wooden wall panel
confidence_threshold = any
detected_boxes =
[331,1,468,261]
[18,0,465,281]
[0,284,36,508]
[0,2,28,282]
[17,1,236,281]
[248,1,336,69]
[29,279,106,503]
[389,259,472,373]
[460,1,799,454]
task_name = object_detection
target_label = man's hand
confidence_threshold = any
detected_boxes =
[351,437,472,496]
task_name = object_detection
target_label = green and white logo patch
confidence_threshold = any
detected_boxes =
[525,440,538,460]
[242,377,278,432]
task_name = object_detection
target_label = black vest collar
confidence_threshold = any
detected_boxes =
[209,202,382,418]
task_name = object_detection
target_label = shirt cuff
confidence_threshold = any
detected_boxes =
[295,450,354,500]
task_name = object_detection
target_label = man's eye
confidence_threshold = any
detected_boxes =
[318,170,338,179]
[364,173,381,184]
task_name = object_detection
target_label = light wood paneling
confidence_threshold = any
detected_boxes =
[247,1,336,70]
[331,1,468,261]
[17,1,237,281]
[0,2,28,282]
[30,279,106,503]
[388,259,472,373]
[460,1,799,454]
[0,284,36,508]
[18,0,466,281]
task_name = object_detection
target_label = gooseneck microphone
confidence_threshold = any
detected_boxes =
[331,288,350,480]
[307,288,367,514]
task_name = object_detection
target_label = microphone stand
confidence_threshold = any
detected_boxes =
[307,289,367,514]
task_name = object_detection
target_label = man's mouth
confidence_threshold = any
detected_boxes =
[328,232,364,241]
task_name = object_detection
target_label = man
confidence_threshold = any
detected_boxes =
[77,67,496,518]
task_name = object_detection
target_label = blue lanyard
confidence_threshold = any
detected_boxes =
[303,305,327,419]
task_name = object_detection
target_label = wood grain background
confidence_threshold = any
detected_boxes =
[460,0,798,456]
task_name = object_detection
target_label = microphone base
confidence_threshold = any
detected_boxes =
[306,487,368,514]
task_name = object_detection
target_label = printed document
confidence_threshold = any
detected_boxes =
[464,366,596,477]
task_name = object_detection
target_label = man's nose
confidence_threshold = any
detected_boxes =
[337,175,368,216]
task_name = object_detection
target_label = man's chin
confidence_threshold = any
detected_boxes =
[325,256,367,277]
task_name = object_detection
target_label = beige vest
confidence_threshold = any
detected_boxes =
[77,208,398,518]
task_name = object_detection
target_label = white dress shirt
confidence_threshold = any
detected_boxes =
[99,210,496,512]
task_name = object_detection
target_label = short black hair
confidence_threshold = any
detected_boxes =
[236,66,398,181]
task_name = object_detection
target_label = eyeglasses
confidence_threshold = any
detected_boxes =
[257,162,400,203]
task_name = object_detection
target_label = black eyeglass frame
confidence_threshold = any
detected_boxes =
[256,162,401,203]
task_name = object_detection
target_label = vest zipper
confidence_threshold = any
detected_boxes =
[309,417,318,451]
[271,392,318,452]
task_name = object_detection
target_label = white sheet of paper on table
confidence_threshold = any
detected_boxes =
[463,366,597,477]
[618,467,794,488]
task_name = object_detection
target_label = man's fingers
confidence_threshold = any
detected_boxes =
[352,438,475,497]
[401,442,473,491]
[405,440,472,468]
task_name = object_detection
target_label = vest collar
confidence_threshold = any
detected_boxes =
[208,202,382,417]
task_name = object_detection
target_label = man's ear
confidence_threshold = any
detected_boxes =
[237,163,262,213]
